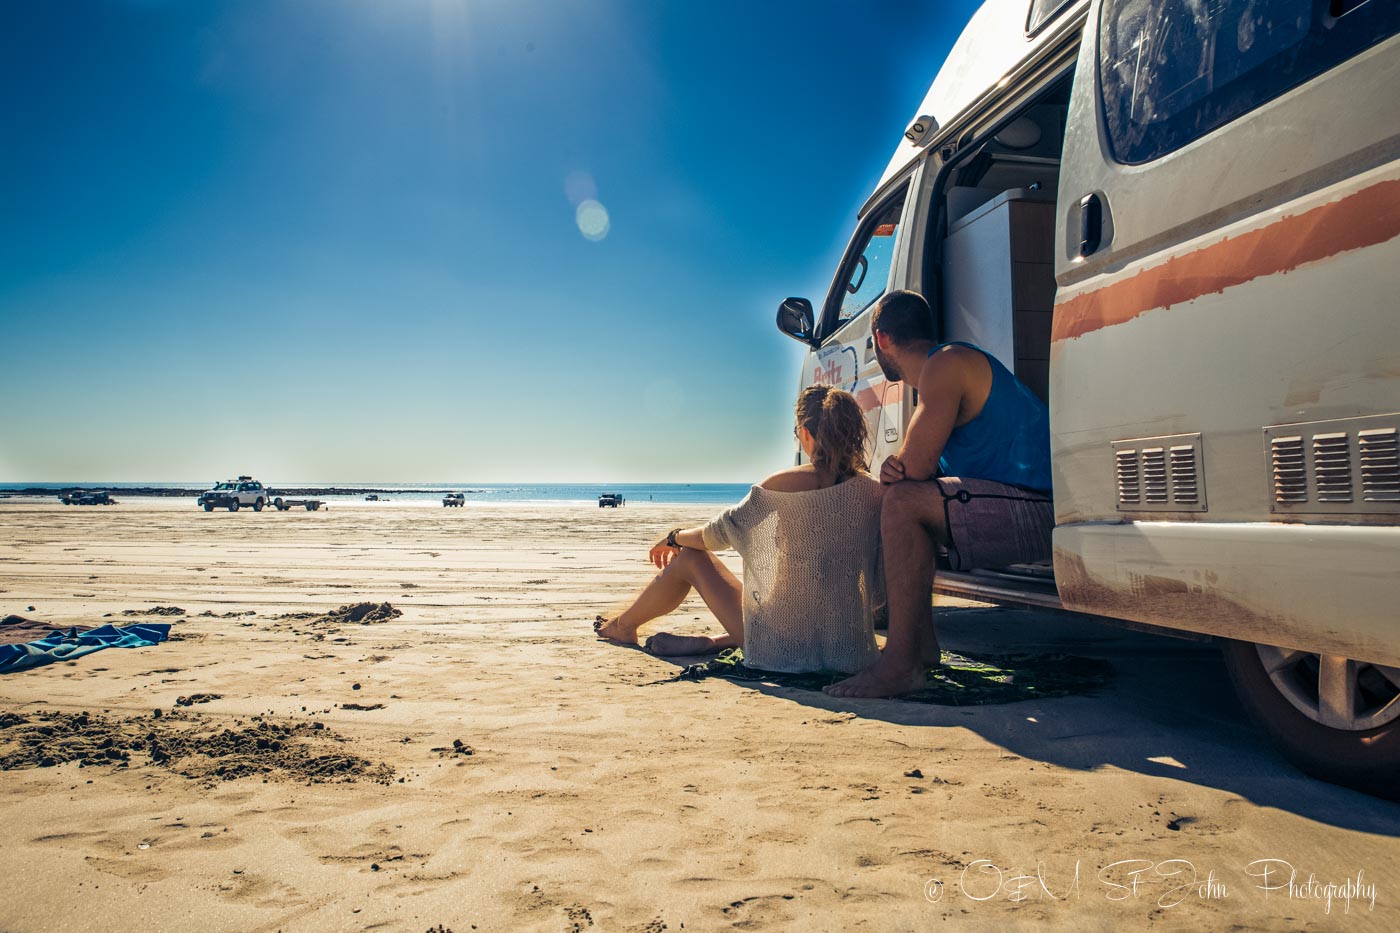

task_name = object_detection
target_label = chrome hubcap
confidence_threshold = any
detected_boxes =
[1255,645,1400,731]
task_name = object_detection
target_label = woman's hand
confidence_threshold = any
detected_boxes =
[649,537,680,569]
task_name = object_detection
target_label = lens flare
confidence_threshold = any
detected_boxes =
[564,170,597,206]
[576,199,610,241]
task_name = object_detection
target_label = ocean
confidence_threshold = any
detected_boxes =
[0,482,753,508]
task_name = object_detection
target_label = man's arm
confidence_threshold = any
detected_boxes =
[894,346,976,482]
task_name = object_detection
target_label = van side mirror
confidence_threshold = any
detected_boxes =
[777,297,817,346]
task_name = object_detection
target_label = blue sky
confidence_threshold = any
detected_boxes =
[0,0,977,483]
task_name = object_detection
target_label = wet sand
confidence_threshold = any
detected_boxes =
[0,499,1397,931]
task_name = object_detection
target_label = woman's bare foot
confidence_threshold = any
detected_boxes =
[593,615,640,645]
[643,631,721,656]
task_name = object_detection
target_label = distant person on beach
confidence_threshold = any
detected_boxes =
[824,290,1053,698]
[594,386,883,673]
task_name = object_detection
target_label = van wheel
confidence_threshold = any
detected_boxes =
[253,498,264,512]
[228,500,239,512]
[1221,639,1400,800]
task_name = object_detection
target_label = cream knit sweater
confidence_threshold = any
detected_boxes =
[700,474,884,674]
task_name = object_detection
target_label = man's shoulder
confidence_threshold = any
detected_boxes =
[918,343,985,389]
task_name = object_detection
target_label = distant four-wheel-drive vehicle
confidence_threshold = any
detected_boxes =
[443,493,466,507]
[598,494,624,508]
[60,490,114,506]
[198,476,270,512]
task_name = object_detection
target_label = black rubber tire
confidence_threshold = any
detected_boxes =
[228,500,239,512]
[203,503,213,512]
[253,498,264,512]
[1221,638,1400,800]
[305,503,315,511]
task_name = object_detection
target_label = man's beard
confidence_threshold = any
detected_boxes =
[874,342,902,383]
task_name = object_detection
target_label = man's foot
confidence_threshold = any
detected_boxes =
[593,614,640,645]
[822,657,931,698]
[644,631,722,656]
[921,640,943,667]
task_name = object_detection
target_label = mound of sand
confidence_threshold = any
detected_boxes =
[276,602,403,626]
[0,709,393,785]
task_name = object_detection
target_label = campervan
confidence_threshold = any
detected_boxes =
[777,0,1400,797]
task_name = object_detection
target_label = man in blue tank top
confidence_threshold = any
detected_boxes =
[826,290,1053,698]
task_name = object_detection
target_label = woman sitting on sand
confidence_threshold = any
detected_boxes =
[594,385,884,673]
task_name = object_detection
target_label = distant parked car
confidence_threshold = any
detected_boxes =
[198,476,270,512]
[60,490,114,506]
[598,494,624,508]
[443,493,466,507]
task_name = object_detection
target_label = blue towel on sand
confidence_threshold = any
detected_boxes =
[0,623,171,674]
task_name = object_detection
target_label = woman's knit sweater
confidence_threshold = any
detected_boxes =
[700,474,883,674]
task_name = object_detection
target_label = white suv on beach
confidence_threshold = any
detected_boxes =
[199,477,270,512]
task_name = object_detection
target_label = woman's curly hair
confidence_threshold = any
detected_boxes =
[795,385,870,479]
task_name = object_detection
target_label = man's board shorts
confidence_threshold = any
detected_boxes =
[931,477,1053,572]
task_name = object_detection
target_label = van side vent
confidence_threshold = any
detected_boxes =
[1359,428,1400,502]
[1264,415,1400,515]
[1112,433,1206,512]
[1115,449,1140,505]
[1169,445,1199,503]
[1141,448,1168,503]
[1270,436,1308,504]
[1311,433,1353,502]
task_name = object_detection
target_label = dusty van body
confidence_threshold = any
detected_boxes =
[777,0,1400,796]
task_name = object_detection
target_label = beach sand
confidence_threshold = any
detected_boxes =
[0,499,1396,931]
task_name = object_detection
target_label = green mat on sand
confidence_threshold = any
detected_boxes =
[675,647,1112,706]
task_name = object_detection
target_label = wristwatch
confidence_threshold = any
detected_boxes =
[666,528,682,548]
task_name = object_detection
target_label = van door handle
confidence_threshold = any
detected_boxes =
[1078,193,1103,257]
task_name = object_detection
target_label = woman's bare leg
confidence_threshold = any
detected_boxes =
[595,548,743,651]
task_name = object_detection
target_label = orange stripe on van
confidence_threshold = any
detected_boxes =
[1051,177,1400,344]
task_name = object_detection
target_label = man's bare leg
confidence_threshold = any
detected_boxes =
[824,481,948,698]
[595,548,743,652]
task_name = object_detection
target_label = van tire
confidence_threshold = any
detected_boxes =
[1221,638,1400,800]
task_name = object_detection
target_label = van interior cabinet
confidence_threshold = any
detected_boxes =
[939,187,1056,402]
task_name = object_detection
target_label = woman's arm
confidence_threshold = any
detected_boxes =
[648,526,707,569]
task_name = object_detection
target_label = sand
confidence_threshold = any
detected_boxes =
[0,498,1397,932]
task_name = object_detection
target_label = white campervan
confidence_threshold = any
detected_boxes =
[777,0,1400,797]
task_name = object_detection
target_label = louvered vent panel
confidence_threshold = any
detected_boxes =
[1311,433,1353,502]
[1359,428,1400,502]
[1116,449,1140,505]
[1169,445,1198,503]
[1270,436,1308,504]
[1112,434,1205,512]
[1265,415,1400,515]
[1141,448,1168,503]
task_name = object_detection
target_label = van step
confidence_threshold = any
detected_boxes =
[935,569,1062,610]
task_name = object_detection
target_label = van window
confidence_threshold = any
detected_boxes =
[832,187,907,331]
[1099,0,1400,164]
[1028,0,1076,36]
